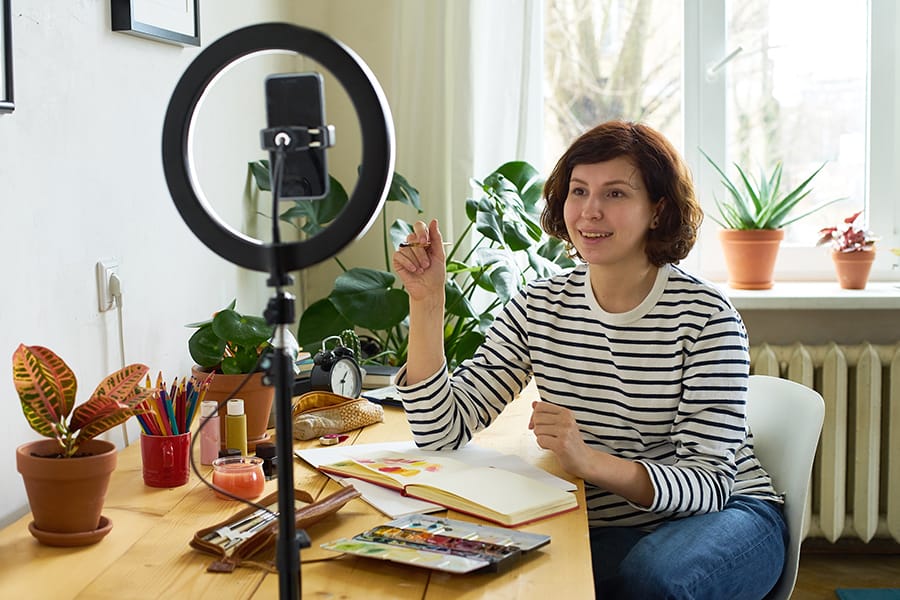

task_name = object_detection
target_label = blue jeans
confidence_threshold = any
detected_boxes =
[590,495,787,600]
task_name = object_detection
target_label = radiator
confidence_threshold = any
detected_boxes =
[749,342,900,544]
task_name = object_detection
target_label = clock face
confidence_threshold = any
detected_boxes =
[330,357,362,398]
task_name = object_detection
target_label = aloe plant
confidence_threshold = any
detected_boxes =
[12,344,152,458]
[700,149,845,230]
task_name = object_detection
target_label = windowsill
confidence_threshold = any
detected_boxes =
[719,281,900,310]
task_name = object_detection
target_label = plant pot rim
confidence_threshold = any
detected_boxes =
[718,228,785,239]
[191,365,265,376]
[16,438,116,459]
[831,248,876,255]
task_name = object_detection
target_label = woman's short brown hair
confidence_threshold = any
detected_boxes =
[541,120,703,266]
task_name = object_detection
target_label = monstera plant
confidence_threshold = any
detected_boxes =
[249,160,574,369]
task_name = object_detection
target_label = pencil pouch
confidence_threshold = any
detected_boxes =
[291,391,384,441]
[189,485,361,573]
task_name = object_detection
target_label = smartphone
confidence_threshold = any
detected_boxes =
[264,72,330,200]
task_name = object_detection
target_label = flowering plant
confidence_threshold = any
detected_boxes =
[816,211,877,253]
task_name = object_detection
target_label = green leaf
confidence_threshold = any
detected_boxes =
[475,210,503,244]
[496,161,544,212]
[330,268,410,331]
[212,310,273,347]
[527,247,563,278]
[296,298,355,350]
[501,219,534,251]
[249,160,271,192]
[188,326,226,368]
[278,176,349,235]
[444,279,477,318]
[386,172,422,211]
[389,219,415,249]
[465,197,480,223]
[535,237,576,270]
[447,330,485,366]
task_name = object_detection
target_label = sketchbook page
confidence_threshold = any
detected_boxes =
[329,476,443,519]
[295,441,576,492]
[326,451,474,490]
[403,466,578,526]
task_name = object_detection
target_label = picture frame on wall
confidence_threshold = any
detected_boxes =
[1,0,14,113]
[111,0,200,47]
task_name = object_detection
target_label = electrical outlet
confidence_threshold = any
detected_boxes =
[96,259,119,312]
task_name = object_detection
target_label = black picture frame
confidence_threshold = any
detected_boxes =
[1,0,13,113]
[111,0,200,47]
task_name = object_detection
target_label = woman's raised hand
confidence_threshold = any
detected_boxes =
[392,219,447,302]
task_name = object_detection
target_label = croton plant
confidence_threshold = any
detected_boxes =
[12,344,152,457]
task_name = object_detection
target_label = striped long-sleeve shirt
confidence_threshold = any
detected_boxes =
[396,262,781,529]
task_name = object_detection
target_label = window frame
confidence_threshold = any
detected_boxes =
[685,0,900,282]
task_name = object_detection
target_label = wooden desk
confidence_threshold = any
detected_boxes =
[0,385,594,599]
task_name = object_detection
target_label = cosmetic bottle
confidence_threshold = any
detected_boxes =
[225,398,248,456]
[199,400,220,465]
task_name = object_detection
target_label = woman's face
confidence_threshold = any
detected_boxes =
[563,158,658,268]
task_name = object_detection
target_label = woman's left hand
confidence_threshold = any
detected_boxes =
[529,401,594,479]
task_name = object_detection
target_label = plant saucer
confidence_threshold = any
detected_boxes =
[28,515,113,547]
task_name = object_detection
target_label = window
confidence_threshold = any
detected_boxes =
[543,0,899,282]
[543,0,683,165]
[724,0,866,251]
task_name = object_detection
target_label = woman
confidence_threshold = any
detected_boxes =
[391,121,786,599]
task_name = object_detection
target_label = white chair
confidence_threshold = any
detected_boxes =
[746,374,825,600]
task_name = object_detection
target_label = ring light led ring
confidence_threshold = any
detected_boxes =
[162,23,395,273]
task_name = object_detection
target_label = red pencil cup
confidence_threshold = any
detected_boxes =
[140,432,191,488]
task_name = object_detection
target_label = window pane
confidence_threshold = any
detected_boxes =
[543,0,684,170]
[725,0,867,244]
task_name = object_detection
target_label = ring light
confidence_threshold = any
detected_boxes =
[162,22,395,273]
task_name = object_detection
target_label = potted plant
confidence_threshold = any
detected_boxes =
[816,210,878,289]
[12,344,151,546]
[249,160,574,370]
[701,149,845,289]
[186,300,275,450]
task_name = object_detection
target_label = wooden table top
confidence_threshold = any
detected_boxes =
[0,384,594,599]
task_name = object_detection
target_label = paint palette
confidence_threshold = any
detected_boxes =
[320,514,551,574]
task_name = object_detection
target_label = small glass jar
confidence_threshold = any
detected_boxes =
[211,456,266,500]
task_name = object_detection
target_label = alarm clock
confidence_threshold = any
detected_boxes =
[306,336,363,398]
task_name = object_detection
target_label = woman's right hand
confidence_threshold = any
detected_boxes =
[392,219,447,302]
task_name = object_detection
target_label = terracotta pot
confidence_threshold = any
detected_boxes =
[192,366,274,451]
[831,249,875,289]
[16,438,116,545]
[718,229,785,290]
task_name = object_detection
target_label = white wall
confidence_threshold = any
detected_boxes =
[0,0,296,527]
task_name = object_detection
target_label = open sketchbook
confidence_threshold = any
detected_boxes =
[321,513,551,574]
[312,448,577,527]
[296,441,577,520]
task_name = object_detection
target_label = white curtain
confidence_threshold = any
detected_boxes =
[389,0,544,240]
[297,0,544,301]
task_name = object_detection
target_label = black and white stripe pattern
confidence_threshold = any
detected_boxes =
[398,263,781,529]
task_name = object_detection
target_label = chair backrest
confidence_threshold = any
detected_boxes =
[745,375,825,600]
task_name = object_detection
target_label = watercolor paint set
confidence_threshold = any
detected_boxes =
[320,513,551,574]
